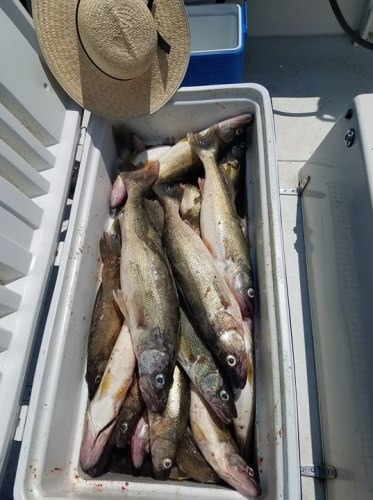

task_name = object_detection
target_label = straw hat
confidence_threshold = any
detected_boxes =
[32,0,190,118]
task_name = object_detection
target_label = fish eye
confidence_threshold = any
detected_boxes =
[219,390,229,401]
[120,422,128,433]
[155,373,165,387]
[226,355,237,367]
[248,288,255,298]
[236,128,244,136]
[163,458,172,469]
[246,466,255,477]
[94,374,102,385]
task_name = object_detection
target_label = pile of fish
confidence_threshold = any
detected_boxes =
[79,113,261,499]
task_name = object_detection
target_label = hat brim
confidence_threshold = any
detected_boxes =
[32,0,190,118]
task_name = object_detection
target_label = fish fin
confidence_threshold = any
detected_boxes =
[112,124,136,161]
[153,183,184,211]
[109,174,127,211]
[120,160,160,194]
[238,216,248,238]
[198,177,205,194]
[110,217,122,246]
[188,126,219,161]
[132,134,146,153]
[113,289,128,320]
[99,231,121,264]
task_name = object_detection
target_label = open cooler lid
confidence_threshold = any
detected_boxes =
[0,1,81,480]
[299,95,373,500]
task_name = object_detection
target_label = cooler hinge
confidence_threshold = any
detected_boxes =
[75,124,88,164]
[14,404,29,442]
[280,175,310,196]
[300,464,337,479]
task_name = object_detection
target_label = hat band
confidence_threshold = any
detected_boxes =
[76,0,171,82]
[148,0,171,54]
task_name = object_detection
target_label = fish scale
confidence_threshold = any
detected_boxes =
[188,130,254,320]
[120,161,180,413]
[156,185,247,389]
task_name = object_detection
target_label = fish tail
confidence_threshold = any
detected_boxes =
[187,126,220,161]
[112,125,145,161]
[121,160,160,194]
[99,231,121,264]
[154,183,184,212]
[109,218,122,246]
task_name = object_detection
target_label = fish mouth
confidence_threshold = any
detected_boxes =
[139,379,167,412]
[225,452,262,498]
[79,410,116,474]
[218,114,254,144]
[226,348,248,390]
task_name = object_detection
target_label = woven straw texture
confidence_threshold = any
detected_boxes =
[32,0,190,118]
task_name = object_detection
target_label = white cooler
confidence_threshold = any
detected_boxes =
[0,2,372,500]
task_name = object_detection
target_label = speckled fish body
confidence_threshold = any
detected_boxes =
[178,307,236,424]
[155,184,246,390]
[80,321,136,473]
[175,427,220,484]
[115,372,146,448]
[119,161,180,412]
[85,224,122,400]
[190,386,261,498]
[149,365,190,480]
[179,184,201,235]
[188,129,254,320]
[157,114,253,184]
[233,320,255,460]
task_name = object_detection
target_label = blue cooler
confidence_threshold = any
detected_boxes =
[182,0,248,86]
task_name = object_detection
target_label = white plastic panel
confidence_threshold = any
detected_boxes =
[0,102,55,172]
[300,94,373,500]
[0,0,81,483]
[0,3,68,146]
[15,85,300,500]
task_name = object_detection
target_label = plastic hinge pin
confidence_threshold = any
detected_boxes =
[300,464,337,479]
[14,405,29,442]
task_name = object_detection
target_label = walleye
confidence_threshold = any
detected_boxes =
[115,372,145,448]
[154,184,247,389]
[233,320,255,460]
[175,427,220,484]
[178,307,236,424]
[219,140,246,192]
[157,114,253,184]
[80,320,136,474]
[179,184,201,235]
[149,365,190,479]
[190,385,261,498]
[119,160,180,412]
[188,128,254,319]
[85,224,122,400]
[110,125,146,216]
[110,146,170,217]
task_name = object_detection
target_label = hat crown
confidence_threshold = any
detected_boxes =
[77,0,158,80]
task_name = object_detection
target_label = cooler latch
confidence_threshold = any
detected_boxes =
[300,464,337,479]
[280,175,310,196]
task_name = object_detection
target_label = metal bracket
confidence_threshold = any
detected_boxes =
[280,175,310,196]
[301,464,337,479]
